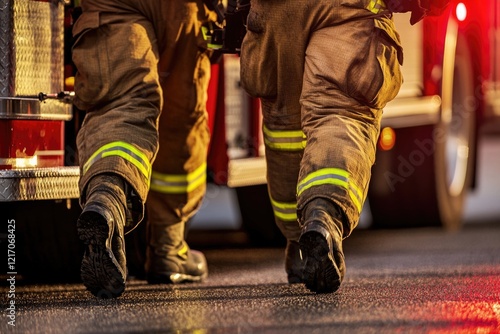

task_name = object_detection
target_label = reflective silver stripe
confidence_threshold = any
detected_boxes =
[263,125,306,151]
[150,162,207,194]
[83,141,151,181]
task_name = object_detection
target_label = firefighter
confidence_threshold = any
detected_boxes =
[239,0,404,293]
[72,0,216,298]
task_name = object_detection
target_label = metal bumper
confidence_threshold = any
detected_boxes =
[381,95,442,128]
[227,156,267,188]
[0,167,80,201]
[0,97,73,120]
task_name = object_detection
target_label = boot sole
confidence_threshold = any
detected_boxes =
[299,231,341,293]
[77,211,126,298]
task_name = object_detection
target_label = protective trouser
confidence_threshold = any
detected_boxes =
[240,0,403,241]
[73,0,214,232]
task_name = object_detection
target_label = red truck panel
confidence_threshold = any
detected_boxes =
[0,120,64,169]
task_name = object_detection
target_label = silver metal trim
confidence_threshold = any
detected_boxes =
[381,95,442,128]
[0,97,72,120]
[0,166,80,201]
[227,156,267,187]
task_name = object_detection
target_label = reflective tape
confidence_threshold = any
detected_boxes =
[150,162,207,194]
[83,141,151,181]
[297,168,364,213]
[270,196,298,222]
[201,25,223,50]
[367,0,387,14]
[177,242,189,260]
[263,125,306,151]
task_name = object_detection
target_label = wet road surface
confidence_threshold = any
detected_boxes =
[2,131,500,333]
[2,222,500,333]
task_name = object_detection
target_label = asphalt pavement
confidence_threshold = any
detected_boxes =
[2,220,500,333]
[2,133,500,334]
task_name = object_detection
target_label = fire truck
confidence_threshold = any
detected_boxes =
[0,0,498,278]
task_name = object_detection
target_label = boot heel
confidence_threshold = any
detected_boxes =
[77,206,110,246]
[77,205,126,299]
[299,222,341,293]
[301,221,331,242]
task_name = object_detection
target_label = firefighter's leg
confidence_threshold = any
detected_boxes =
[144,2,211,284]
[240,0,308,283]
[77,173,129,299]
[262,120,304,282]
[73,3,163,297]
[241,0,402,291]
[297,18,402,293]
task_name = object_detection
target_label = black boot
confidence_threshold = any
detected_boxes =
[77,174,128,298]
[285,240,303,283]
[146,222,207,284]
[298,198,345,293]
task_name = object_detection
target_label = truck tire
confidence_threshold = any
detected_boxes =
[368,35,476,229]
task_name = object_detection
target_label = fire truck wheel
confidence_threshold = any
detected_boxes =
[368,34,476,230]
[236,185,286,246]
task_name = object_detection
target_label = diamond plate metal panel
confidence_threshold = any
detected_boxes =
[0,0,70,119]
[0,166,80,201]
[0,0,13,98]
[0,0,65,97]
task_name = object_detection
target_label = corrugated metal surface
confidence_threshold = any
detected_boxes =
[0,0,71,119]
[0,0,13,98]
[0,0,64,97]
[0,167,80,201]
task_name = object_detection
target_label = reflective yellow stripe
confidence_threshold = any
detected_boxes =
[83,141,151,181]
[263,125,306,151]
[270,196,297,222]
[177,242,189,260]
[348,182,364,214]
[367,0,386,14]
[150,162,207,194]
[201,25,222,50]
[297,168,363,213]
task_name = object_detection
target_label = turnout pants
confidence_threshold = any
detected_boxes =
[240,0,403,240]
[72,0,214,231]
